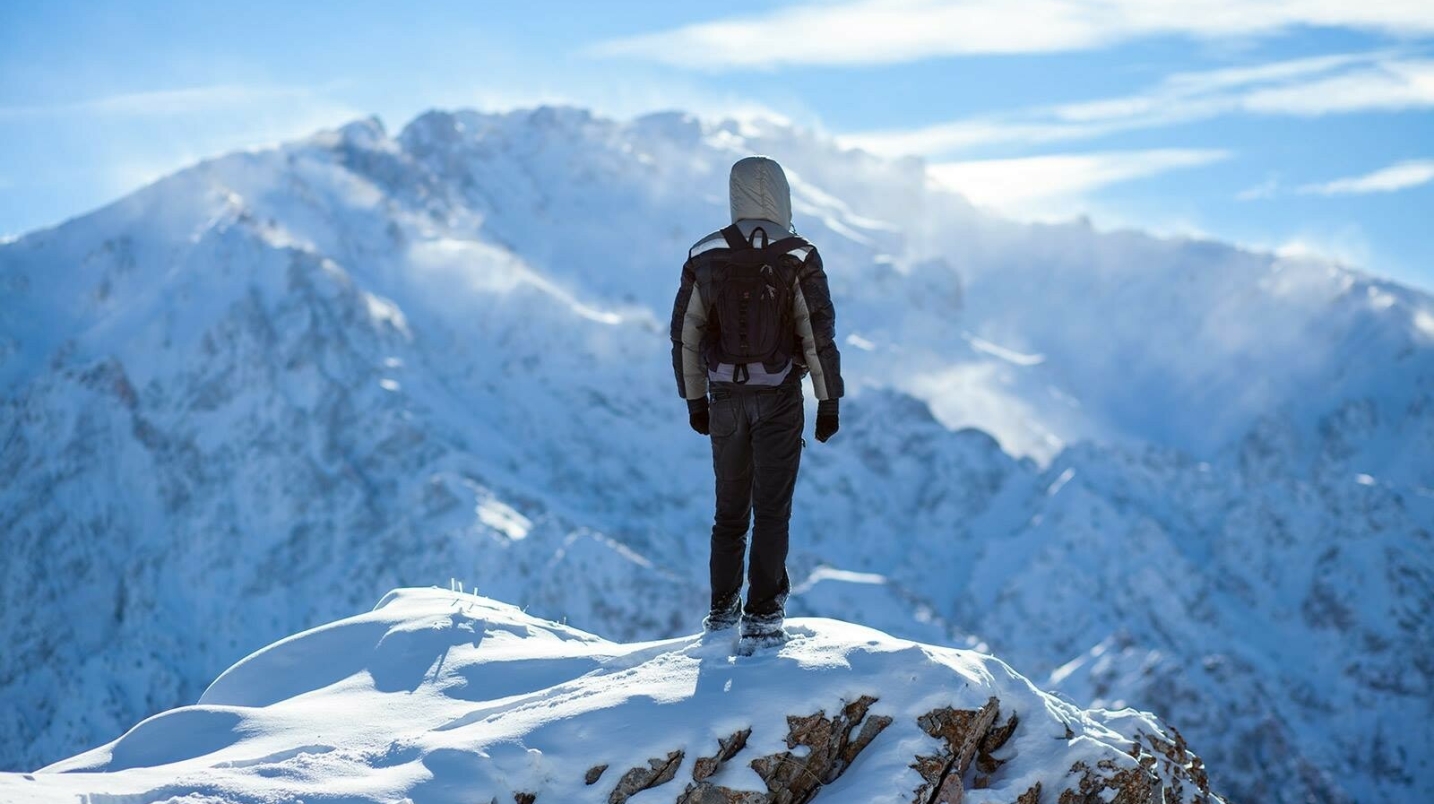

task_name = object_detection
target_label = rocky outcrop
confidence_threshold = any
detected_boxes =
[912,696,1001,803]
[1057,726,1216,804]
[749,695,893,802]
[689,727,750,786]
[609,750,685,804]
[677,695,892,804]
[567,696,1217,804]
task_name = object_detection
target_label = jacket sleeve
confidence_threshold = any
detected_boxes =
[670,258,710,400]
[791,247,844,400]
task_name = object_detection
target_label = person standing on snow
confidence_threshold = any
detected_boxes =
[669,155,844,650]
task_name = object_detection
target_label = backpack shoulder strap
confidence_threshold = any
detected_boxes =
[764,236,810,258]
[720,224,748,250]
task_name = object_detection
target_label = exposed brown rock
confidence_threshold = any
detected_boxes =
[1015,782,1042,804]
[576,695,1217,804]
[751,694,893,803]
[1138,726,1214,804]
[911,696,1001,804]
[1054,726,1218,804]
[514,794,536,804]
[691,728,751,783]
[609,750,685,804]
[976,712,1020,775]
[678,696,891,804]
[1057,758,1156,804]
[676,784,767,804]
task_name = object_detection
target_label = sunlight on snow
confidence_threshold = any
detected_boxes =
[910,363,1067,464]
[792,566,887,595]
[476,497,532,541]
[1366,285,1397,310]
[1415,309,1434,339]
[962,332,1046,366]
[845,332,876,351]
[1046,467,1077,496]
[409,238,624,325]
[364,292,412,338]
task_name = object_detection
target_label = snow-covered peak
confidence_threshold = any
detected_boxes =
[10,589,1222,804]
[1,103,1429,804]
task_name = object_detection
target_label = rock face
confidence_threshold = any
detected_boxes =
[592,697,1218,804]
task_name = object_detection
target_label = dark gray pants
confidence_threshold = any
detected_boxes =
[708,376,803,618]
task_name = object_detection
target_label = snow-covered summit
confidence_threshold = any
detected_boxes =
[1,104,1430,803]
[5,588,1221,804]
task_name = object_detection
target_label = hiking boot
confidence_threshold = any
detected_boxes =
[737,609,787,654]
[703,595,741,632]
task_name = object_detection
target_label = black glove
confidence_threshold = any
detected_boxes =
[815,399,839,443]
[688,398,710,436]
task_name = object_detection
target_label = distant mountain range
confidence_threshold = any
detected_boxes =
[1,105,1430,803]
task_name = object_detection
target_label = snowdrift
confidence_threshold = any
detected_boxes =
[3,588,1221,803]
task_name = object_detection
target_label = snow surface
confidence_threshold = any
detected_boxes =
[1,588,1215,804]
[1,105,1430,803]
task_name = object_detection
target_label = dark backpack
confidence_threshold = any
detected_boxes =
[706,224,807,381]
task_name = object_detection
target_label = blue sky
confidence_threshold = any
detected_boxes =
[2,0,1432,288]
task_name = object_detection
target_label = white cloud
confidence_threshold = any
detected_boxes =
[1241,59,1434,114]
[1237,176,1281,200]
[928,148,1229,217]
[592,1,1434,69]
[1299,159,1434,195]
[843,53,1434,157]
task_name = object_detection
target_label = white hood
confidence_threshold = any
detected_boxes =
[729,156,792,230]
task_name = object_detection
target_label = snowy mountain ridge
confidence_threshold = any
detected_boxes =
[1,105,1431,803]
[1,588,1224,804]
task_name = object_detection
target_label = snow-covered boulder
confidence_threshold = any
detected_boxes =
[4,588,1222,804]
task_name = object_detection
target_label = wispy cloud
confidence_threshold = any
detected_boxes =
[1236,176,1281,201]
[1299,159,1434,195]
[0,83,350,120]
[1240,59,1434,114]
[591,1,1434,69]
[844,53,1434,157]
[929,148,1230,217]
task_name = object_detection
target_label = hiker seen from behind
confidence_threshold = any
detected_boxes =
[669,155,844,654]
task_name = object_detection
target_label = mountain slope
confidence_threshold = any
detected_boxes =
[1,588,1224,804]
[1,106,1431,803]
